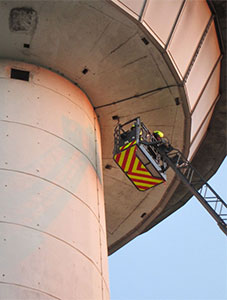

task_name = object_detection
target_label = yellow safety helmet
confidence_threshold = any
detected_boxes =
[153,130,164,138]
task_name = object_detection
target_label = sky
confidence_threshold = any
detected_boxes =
[108,157,227,300]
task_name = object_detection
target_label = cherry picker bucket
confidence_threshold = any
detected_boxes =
[113,118,166,191]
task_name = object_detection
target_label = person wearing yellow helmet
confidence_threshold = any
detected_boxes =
[153,130,164,139]
[151,130,173,172]
[152,130,173,154]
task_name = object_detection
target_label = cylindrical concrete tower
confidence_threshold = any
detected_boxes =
[0,60,109,299]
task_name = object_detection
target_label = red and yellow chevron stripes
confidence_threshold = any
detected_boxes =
[114,140,164,191]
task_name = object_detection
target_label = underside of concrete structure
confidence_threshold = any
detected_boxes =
[0,0,226,299]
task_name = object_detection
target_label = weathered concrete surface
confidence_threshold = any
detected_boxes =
[108,0,227,254]
[0,61,109,299]
[0,0,187,254]
[0,0,225,258]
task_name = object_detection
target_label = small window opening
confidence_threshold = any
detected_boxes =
[175,97,180,106]
[105,164,112,170]
[23,43,30,48]
[141,212,147,218]
[112,115,119,121]
[82,68,88,74]
[11,68,30,81]
[141,37,149,45]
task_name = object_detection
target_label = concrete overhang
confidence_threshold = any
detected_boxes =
[0,0,226,255]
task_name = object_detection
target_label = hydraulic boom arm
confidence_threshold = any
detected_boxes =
[113,117,226,235]
[157,147,227,235]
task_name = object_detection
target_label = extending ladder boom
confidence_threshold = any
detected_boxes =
[157,148,227,235]
[113,117,226,235]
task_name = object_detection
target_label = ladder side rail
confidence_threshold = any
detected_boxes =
[135,117,141,144]
[188,167,226,208]
[188,169,194,184]
[140,140,226,210]
[113,124,121,154]
[142,144,226,208]
[162,148,227,211]
[167,148,227,208]
[158,149,227,235]
[188,165,226,206]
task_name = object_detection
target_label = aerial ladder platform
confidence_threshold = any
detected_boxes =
[113,117,227,235]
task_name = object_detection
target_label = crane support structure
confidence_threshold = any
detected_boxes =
[113,117,227,235]
[157,147,227,235]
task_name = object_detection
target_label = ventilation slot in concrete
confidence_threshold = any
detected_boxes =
[112,115,119,121]
[175,97,180,106]
[82,68,88,74]
[141,37,149,45]
[141,212,147,218]
[11,68,30,81]
[105,164,113,170]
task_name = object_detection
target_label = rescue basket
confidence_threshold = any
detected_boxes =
[113,118,166,191]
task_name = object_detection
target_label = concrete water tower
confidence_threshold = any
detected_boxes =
[0,0,226,299]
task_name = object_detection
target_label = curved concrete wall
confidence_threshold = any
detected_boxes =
[0,60,109,299]
[106,0,223,253]
[0,0,224,285]
[111,0,221,160]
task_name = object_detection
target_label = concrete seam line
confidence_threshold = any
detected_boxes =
[94,84,180,109]
[0,167,106,236]
[0,281,61,300]
[0,221,109,291]
[0,168,98,220]
[0,77,95,126]
[0,119,98,175]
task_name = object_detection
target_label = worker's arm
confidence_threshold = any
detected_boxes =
[141,139,174,151]
[140,140,160,146]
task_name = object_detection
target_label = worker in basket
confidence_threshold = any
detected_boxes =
[151,131,171,171]
[151,130,187,171]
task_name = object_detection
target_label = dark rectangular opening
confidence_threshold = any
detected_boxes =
[23,43,30,48]
[175,97,180,105]
[82,68,88,74]
[141,37,149,45]
[11,68,30,81]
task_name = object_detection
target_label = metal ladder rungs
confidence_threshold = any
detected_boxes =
[157,148,227,235]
